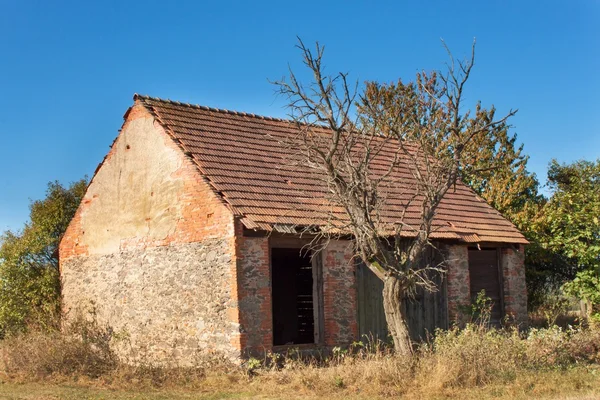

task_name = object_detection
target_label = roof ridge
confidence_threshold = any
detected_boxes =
[128,93,527,244]
[133,93,293,123]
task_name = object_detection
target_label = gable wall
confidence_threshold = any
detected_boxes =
[59,104,242,364]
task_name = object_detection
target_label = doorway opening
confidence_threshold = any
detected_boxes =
[468,248,503,326]
[271,247,315,346]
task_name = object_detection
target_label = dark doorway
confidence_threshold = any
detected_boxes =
[468,248,503,325]
[271,248,315,345]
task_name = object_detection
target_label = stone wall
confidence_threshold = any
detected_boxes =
[59,103,241,364]
[61,240,239,363]
[501,245,528,327]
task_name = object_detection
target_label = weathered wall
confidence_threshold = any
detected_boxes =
[60,104,235,258]
[500,245,528,327]
[61,240,238,362]
[60,103,241,364]
[445,244,471,326]
[323,240,358,345]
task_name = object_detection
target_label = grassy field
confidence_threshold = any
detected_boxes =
[0,367,599,400]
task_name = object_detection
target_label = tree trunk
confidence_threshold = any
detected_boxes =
[382,275,412,355]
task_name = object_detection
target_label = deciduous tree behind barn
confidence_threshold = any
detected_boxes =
[0,179,87,336]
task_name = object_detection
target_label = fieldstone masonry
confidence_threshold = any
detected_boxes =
[61,240,238,363]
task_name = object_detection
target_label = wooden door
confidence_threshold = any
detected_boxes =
[356,262,388,342]
[468,248,503,325]
[357,261,448,343]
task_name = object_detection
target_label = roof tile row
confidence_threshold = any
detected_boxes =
[135,94,528,244]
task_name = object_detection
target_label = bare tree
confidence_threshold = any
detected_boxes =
[274,39,516,355]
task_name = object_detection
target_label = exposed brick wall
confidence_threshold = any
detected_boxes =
[445,244,470,327]
[235,233,273,355]
[500,245,528,327]
[59,103,242,364]
[322,240,358,345]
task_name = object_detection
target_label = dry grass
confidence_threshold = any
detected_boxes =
[0,368,599,400]
[0,321,599,399]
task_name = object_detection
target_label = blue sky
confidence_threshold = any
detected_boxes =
[0,0,598,232]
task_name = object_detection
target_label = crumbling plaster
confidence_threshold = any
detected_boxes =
[76,116,185,255]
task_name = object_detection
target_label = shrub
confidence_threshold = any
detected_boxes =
[0,314,116,379]
[416,325,525,388]
[528,290,580,328]
[525,325,600,367]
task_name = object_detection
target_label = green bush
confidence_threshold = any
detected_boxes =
[0,179,87,336]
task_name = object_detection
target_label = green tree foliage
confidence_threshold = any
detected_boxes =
[437,109,561,308]
[0,179,87,336]
[537,160,600,314]
[459,112,542,228]
[361,80,560,308]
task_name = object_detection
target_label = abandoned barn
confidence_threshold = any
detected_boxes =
[59,95,528,364]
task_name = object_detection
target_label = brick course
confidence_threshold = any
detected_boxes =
[500,245,528,327]
[235,233,273,355]
[322,240,358,345]
[445,245,471,327]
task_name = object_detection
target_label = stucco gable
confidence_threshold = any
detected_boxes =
[59,104,235,259]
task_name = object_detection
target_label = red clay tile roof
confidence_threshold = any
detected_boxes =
[134,94,528,245]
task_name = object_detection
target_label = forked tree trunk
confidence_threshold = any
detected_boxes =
[382,275,412,355]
